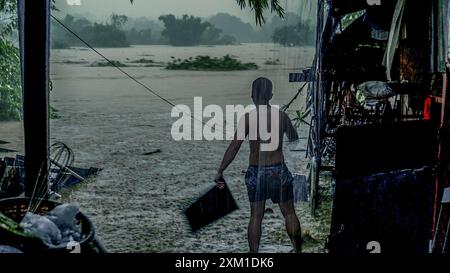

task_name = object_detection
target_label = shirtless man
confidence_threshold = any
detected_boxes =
[214,77,302,253]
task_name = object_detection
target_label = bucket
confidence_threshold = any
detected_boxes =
[0,197,95,253]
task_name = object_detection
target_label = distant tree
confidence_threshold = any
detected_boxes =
[126,28,153,45]
[110,14,128,29]
[52,14,130,48]
[158,14,211,46]
[201,25,223,45]
[209,13,261,43]
[273,25,299,46]
[83,23,130,47]
[124,17,163,32]
[272,21,314,46]
[260,12,302,39]
[128,0,285,26]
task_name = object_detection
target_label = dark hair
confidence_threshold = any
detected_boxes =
[251,77,273,102]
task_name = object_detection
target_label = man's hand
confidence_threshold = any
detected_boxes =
[214,172,225,189]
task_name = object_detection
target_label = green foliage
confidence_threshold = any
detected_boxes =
[290,109,310,128]
[158,14,236,46]
[0,211,30,239]
[126,28,153,45]
[166,55,258,71]
[0,0,21,121]
[0,0,17,39]
[235,0,285,26]
[128,0,284,26]
[110,14,128,29]
[52,14,130,48]
[159,14,210,46]
[0,40,21,121]
[201,24,222,45]
[83,23,130,48]
[340,10,365,31]
[272,21,315,46]
[0,0,56,38]
[208,13,263,43]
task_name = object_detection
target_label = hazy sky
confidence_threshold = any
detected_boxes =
[55,0,316,25]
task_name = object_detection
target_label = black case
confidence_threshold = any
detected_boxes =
[185,179,239,232]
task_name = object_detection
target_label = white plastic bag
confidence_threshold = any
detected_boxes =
[20,212,62,247]
[46,203,79,229]
[47,204,82,245]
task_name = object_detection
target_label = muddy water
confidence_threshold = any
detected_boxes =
[1,44,331,252]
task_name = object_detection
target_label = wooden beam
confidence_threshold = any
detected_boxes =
[21,0,50,197]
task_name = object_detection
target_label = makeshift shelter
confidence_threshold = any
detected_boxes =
[305,0,450,253]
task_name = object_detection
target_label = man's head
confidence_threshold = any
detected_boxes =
[251,77,273,105]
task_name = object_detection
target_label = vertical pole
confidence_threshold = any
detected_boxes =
[21,0,50,197]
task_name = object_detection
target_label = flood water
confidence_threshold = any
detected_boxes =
[2,43,332,252]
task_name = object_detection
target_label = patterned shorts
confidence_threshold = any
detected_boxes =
[244,163,294,204]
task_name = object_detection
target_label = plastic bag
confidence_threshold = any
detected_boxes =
[20,212,62,247]
[46,203,79,229]
[357,81,394,99]
[46,204,82,245]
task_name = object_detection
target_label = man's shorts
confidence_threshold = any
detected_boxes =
[244,163,294,204]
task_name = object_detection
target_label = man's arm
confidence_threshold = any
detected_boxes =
[284,112,299,141]
[215,114,248,188]
[215,138,244,188]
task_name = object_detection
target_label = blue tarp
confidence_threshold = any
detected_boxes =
[0,155,100,197]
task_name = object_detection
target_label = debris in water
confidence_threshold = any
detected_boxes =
[141,149,162,156]
[134,124,155,128]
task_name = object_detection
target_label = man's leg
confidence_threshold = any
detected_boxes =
[248,201,265,253]
[279,200,302,252]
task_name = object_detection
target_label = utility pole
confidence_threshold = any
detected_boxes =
[19,0,51,197]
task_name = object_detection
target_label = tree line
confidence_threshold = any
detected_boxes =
[52,13,315,48]
[52,13,238,48]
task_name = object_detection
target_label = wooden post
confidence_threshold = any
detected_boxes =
[21,0,50,197]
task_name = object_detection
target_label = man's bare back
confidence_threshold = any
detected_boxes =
[245,107,299,166]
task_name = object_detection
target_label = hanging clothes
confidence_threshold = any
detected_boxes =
[383,0,406,82]
[434,0,449,73]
